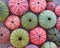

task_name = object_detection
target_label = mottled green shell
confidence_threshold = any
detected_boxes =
[41,42,57,48]
[39,10,56,29]
[0,1,9,22]
[21,12,38,30]
[10,29,29,48]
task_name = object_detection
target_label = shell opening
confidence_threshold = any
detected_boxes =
[17,3,20,5]
[0,34,3,36]
[54,34,56,36]
[38,2,39,4]
[39,36,41,38]
[19,37,22,40]
[48,18,51,20]
[11,21,14,23]
[29,19,32,22]
[51,5,53,7]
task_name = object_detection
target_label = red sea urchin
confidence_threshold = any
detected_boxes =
[30,0,46,13]
[30,27,47,45]
[8,0,28,16]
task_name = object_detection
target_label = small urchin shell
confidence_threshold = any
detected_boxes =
[0,27,10,44]
[30,0,46,13]
[55,6,60,16]
[39,10,56,29]
[30,27,47,45]
[41,42,57,48]
[47,28,60,42]
[21,12,38,30]
[8,0,28,16]
[25,44,38,48]
[10,29,29,48]
[0,1,9,22]
[47,2,56,11]
[5,15,20,30]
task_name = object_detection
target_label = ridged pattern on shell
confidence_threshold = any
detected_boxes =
[47,28,60,42]
[41,42,57,48]
[30,27,47,45]
[10,29,29,48]
[0,1,9,22]
[8,0,28,16]
[30,0,46,13]
[5,15,20,30]
[39,10,56,29]
[21,12,38,30]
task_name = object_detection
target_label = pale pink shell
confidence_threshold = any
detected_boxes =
[30,0,46,13]
[5,15,20,30]
[30,27,47,45]
[8,0,28,16]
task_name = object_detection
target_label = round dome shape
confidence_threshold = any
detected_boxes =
[47,2,56,11]
[30,27,47,45]
[41,42,57,48]
[10,29,29,48]
[47,28,60,42]
[30,0,46,13]
[55,6,60,16]
[25,44,38,48]
[0,27,10,44]
[39,10,56,29]
[21,12,38,30]
[0,1,9,22]
[5,15,20,30]
[8,0,28,16]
